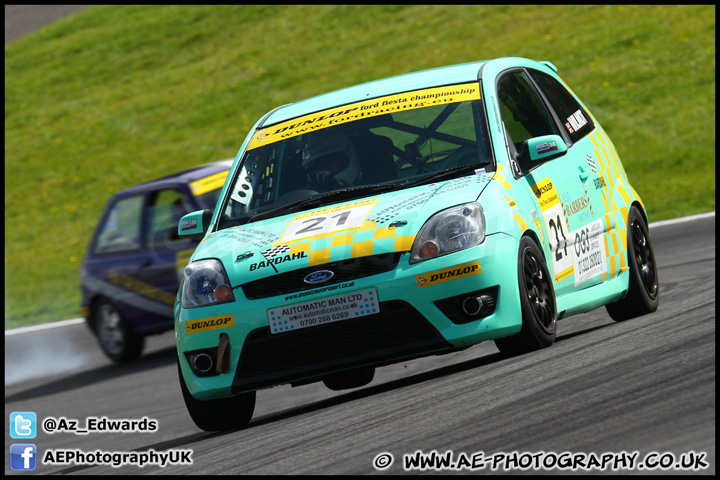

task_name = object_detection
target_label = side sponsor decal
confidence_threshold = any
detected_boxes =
[571,219,607,286]
[586,153,597,173]
[180,218,197,232]
[415,261,481,288]
[561,190,594,230]
[530,178,573,282]
[536,139,559,155]
[184,315,234,335]
[564,109,589,134]
[107,269,176,306]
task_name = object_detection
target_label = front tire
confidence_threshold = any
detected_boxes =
[92,298,144,363]
[177,360,255,432]
[605,205,659,321]
[495,236,557,356]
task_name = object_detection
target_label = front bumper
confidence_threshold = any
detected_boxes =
[177,232,522,400]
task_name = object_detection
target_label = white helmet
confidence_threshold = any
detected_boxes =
[301,130,361,187]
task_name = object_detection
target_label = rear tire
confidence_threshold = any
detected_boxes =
[495,236,557,356]
[177,360,255,432]
[606,205,659,321]
[93,298,144,363]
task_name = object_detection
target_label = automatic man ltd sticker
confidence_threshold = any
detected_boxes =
[268,289,378,334]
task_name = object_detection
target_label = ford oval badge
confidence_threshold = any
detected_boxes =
[304,270,335,284]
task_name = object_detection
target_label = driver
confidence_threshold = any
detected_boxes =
[301,130,362,190]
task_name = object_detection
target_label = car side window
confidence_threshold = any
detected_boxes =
[93,195,143,254]
[497,71,559,170]
[145,188,192,248]
[529,70,595,143]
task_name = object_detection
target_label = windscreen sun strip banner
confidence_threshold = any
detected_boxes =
[248,82,481,150]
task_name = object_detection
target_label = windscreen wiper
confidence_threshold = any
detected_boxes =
[249,183,403,223]
[403,164,488,189]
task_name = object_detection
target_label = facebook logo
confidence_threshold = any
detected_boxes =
[10,444,37,471]
[10,411,37,439]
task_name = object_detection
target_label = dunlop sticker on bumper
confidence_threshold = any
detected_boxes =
[415,261,481,288]
[184,315,234,334]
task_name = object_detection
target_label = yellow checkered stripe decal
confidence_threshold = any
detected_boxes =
[588,127,640,280]
[273,220,415,267]
[493,165,545,243]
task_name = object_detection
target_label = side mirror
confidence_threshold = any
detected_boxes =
[525,134,568,162]
[178,209,213,240]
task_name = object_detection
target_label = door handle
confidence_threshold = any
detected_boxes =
[578,167,590,183]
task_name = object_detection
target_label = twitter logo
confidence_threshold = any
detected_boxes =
[10,412,37,439]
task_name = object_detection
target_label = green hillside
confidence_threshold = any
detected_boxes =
[4,5,715,328]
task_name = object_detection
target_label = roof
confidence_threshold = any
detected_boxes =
[263,60,490,127]
[118,159,233,195]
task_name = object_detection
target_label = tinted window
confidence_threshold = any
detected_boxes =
[497,71,558,146]
[145,189,192,248]
[93,195,143,254]
[529,70,594,143]
[497,71,560,171]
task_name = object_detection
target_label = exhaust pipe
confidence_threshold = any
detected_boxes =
[462,294,495,316]
[191,352,214,374]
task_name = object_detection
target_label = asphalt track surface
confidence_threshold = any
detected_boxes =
[4,214,715,475]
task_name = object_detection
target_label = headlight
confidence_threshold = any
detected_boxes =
[181,259,235,308]
[410,203,485,264]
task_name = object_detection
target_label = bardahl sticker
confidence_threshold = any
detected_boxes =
[415,261,482,288]
[249,83,481,150]
[184,314,234,334]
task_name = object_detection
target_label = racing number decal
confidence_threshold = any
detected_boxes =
[294,211,351,236]
[543,203,573,282]
[548,214,568,263]
[531,178,573,282]
[281,199,377,243]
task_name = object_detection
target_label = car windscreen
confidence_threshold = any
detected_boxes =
[218,83,492,229]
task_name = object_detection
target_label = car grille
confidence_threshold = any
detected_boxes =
[240,252,401,300]
[231,300,452,392]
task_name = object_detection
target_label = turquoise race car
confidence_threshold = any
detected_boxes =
[175,57,659,431]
